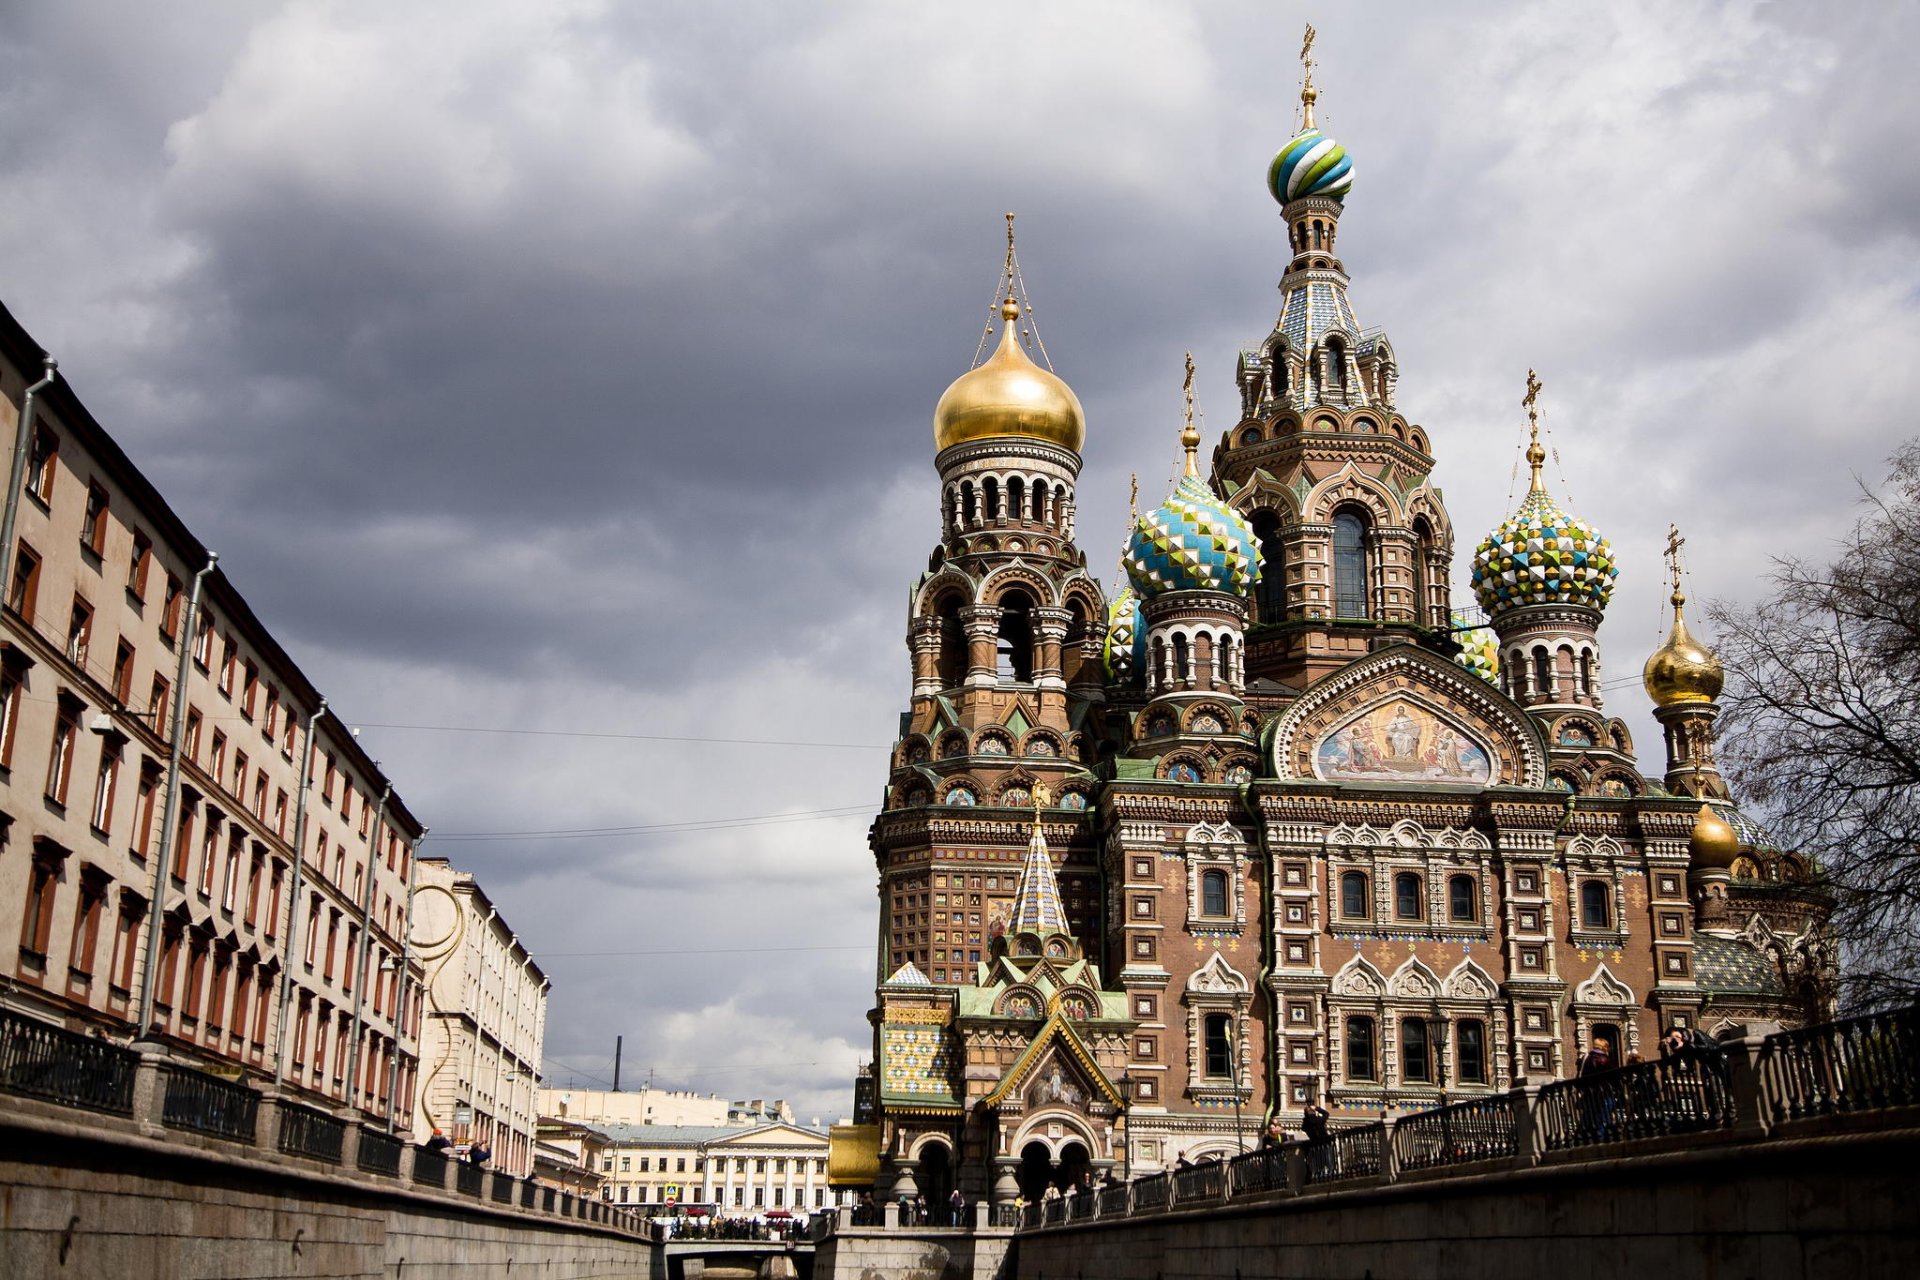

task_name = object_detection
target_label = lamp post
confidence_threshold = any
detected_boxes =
[1230,994,1249,1153]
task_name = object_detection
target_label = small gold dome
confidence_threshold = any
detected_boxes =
[933,297,1085,455]
[1643,591,1724,707]
[1689,803,1740,870]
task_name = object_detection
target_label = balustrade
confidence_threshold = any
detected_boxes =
[1762,1003,1920,1124]
[160,1065,259,1143]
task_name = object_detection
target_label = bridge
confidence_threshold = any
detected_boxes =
[4,1005,1917,1278]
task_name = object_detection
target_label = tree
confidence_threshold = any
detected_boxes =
[1709,442,1920,1011]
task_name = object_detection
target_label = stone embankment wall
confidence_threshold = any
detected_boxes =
[812,1225,1013,1280]
[1011,1126,1920,1280]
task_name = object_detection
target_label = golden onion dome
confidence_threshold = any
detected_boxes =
[933,297,1085,455]
[1643,589,1725,707]
[1689,803,1740,870]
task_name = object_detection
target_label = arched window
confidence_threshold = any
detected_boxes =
[1150,636,1167,692]
[960,481,978,528]
[1216,633,1235,689]
[1531,648,1552,699]
[1402,1017,1431,1083]
[1032,480,1048,524]
[1332,510,1369,618]
[1007,477,1025,521]
[1204,1013,1234,1079]
[1394,872,1423,920]
[984,478,1001,520]
[1324,339,1347,399]
[1345,1016,1375,1081]
[1251,510,1289,624]
[1171,634,1191,686]
[1580,880,1612,929]
[1200,870,1228,917]
[934,593,967,688]
[1578,650,1595,699]
[1268,345,1289,400]
[996,590,1034,683]
[1449,874,1477,923]
[1458,1019,1487,1084]
[1412,517,1435,628]
[1340,871,1368,919]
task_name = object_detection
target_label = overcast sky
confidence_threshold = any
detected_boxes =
[3,2,1915,1121]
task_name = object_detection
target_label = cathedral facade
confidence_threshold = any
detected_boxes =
[856,62,1830,1208]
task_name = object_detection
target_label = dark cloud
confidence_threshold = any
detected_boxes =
[3,1,1916,1117]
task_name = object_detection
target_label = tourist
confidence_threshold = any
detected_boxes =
[467,1139,492,1167]
[424,1129,452,1153]
[949,1186,965,1224]
[1302,1102,1330,1146]
[1578,1036,1614,1077]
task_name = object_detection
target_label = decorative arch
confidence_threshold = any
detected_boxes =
[913,569,981,618]
[1332,954,1386,999]
[1574,965,1635,1007]
[907,1132,956,1161]
[1387,957,1441,1000]
[1442,958,1499,1001]
[978,563,1060,608]
[1187,950,1252,995]
[1301,460,1403,526]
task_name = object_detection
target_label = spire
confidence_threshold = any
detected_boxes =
[1008,784,1068,937]
[1180,352,1200,477]
[1522,368,1548,499]
[1299,23,1319,131]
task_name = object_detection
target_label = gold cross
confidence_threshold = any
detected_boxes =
[1664,524,1686,596]
[1183,352,1197,430]
[1300,24,1319,128]
[1004,211,1017,298]
[1522,369,1543,436]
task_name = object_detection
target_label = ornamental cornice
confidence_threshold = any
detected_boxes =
[1102,793,1236,823]
[1488,602,1604,631]
[936,437,1083,476]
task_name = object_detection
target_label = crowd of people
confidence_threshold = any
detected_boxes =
[663,1215,810,1241]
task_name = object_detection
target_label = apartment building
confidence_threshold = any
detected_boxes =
[0,299,426,1126]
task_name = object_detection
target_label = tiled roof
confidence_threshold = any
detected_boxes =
[1008,828,1068,936]
[1691,933,1784,998]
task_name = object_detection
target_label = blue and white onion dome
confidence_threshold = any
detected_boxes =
[1269,125,1354,204]
[1470,469,1618,619]
[1104,585,1145,682]
[1125,471,1261,598]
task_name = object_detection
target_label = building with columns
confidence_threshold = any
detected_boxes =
[851,42,1832,1209]
[408,856,549,1176]
[0,298,426,1130]
[594,1122,841,1215]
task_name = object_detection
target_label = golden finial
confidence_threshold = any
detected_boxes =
[1664,523,1687,606]
[1180,353,1201,476]
[1521,368,1547,494]
[1129,472,1139,519]
[1300,23,1319,131]
[1030,782,1053,832]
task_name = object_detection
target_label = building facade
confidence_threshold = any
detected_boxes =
[593,1122,840,1215]
[0,301,426,1129]
[857,54,1832,1204]
[409,858,549,1175]
[538,1084,793,1129]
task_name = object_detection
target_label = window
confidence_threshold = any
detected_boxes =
[1580,880,1612,929]
[1443,874,1476,923]
[1458,1019,1487,1084]
[26,427,57,503]
[132,765,160,858]
[184,708,202,757]
[1200,870,1228,917]
[217,635,236,696]
[20,853,62,965]
[10,543,41,622]
[621,1156,631,1172]
[1332,510,1369,618]
[1394,872,1423,921]
[161,574,184,642]
[241,662,259,719]
[147,675,169,734]
[128,530,152,597]
[66,597,93,666]
[1401,1017,1431,1083]
[209,730,226,779]
[0,663,21,769]
[1203,1012,1233,1078]
[112,640,134,704]
[193,608,214,669]
[1340,871,1368,920]
[1345,1016,1376,1081]
[83,483,109,555]
[46,697,81,805]
[111,897,143,994]
[91,748,120,832]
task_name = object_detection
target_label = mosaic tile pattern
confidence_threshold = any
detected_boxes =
[1126,473,1261,598]
[881,1024,956,1098]
[1451,610,1500,684]
[1009,829,1069,937]
[1470,486,1618,616]
[1104,586,1143,682]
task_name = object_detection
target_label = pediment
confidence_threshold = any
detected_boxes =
[1271,644,1548,788]
[979,1012,1126,1112]
[1187,950,1251,995]
[1388,957,1441,999]
[1573,964,1636,1007]
[1332,955,1386,998]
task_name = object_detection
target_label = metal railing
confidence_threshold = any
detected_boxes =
[412,1145,450,1186]
[1228,1146,1286,1197]
[1391,1094,1517,1172]
[1131,1171,1171,1212]
[1305,1122,1384,1186]
[457,1161,485,1196]
[1173,1160,1228,1201]
[160,1065,259,1142]
[1762,1003,1920,1124]
[1097,1182,1132,1217]
[356,1128,403,1176]
[278,1102,347,1163]
[992,1202,1024,1228]
[490,1173,515,1203]
[1536,1049,1732,1152]
[0,1009,137,1115]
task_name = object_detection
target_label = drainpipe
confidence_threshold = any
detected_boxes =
[386,831,425,1134]
[343,781,392,1114]
[273,699,327,1087]
[134,552,218,1037]
[0,358,58,606]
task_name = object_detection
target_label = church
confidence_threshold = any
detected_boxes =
[845,44,1831,1210]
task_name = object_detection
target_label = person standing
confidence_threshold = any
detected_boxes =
[948,1187,965,1226]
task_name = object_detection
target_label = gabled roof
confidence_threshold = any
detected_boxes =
[979,1010,1126,1111]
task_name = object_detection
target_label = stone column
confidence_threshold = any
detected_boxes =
[337,1107,364,1173]
[130,1039,169,1139]
[909,617,944,699]
[961,607,1001,689]
[1032,608,1071,693]
[992,1157,1021,1206]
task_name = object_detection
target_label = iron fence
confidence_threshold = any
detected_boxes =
[1228,1146,1287,1197]
[1305,1123,1383,1186]
[356,1128,403,1176]
[1097,1182,1131,1217]
[1762,1003,1920,1124]
[456,1161,485,1196]
[160,1065,258,1142]
[1390,1094,1517,1172]
[490,1173,515,1203]
[1132,1171,1172,1212]
[0,1008,137,1115]
[278,1102,346,1162]
[412,1145,450,1186]
[1536,1048,1732,1151]
[992,1202,1024,1228]
[1172,1159,1228,1203]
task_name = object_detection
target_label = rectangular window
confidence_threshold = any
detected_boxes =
[83,482,109,555]
[217,634,236,696]
[19,855,61,966]
[171,807,193,884]
[1458,1019,1487,1084]
[232,748,248,799]
[10,543,41,622]
[184,707,202,757]
[1345,1016,1376,1081]
[198,817,219,896]
[1401,1017,1431,1083]
[66,596,93,667]
[1204,1013,1233,1078]
[0,664,21,769]
[241,662,258,720]
[111,639,135,704]
[304,897,321,965]
[128,530,152,597]
[273,788,288,838]
[223,828,244,910]
[26,427,57,503]
[193,608,215,668]
[264,864,284,939]
[111,897,143,995]
[209,730,226,780]
[45,698,80,805]
[161,574,183,642]
[131,766,160,858]
[91,748,119,832]
[147,675,169,733]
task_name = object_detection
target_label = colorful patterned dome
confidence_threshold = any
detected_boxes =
[1103,586,1144,682]
[1471,476,1617,618]
[1125,471,1261,599]
[1269,127,1353,204]
[1451,611,1500,685]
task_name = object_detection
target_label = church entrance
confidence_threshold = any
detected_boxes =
[1017,1141,1054,1201]
[919,1141,954,1224]
[1057,1141,1090,1194]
